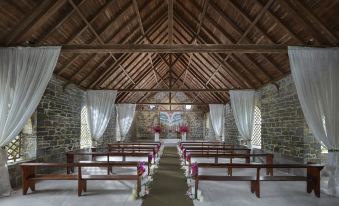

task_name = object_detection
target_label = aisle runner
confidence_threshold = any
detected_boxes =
[142,146,194,206]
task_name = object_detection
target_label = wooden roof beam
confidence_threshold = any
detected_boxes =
[174,2,256,88]
[68,0,135,85]
[54,44,289,53]
[5,0,67,45]
[91,11,168,88]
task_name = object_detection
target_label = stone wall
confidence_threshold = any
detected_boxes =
[224,74,322,164]
[224,103,240,144]
[258,75,321,163]
[36,76,84,163]
[184,111,204,140]
[131,109,206,140]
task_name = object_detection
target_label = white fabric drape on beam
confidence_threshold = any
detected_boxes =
[230,90,256,148]
[116,104,136,141]
[289,46,339,196]
[209,104,225,141]
[85,90,117,143]
[0,47,60,197]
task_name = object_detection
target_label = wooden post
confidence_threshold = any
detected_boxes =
[194,166,199,199]
[307,166,321,197]
[137,168,141,197]
[255,167,261,198]
[21,165,35,195]
[66,153,74,174]
[266,154,274,175]
[77,165,83,196]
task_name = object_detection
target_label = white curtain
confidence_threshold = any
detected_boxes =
[230,90,256,148]
[209,104,225,141]
[0,47,60,197]
[85,90,117,143]
[116,104,136,141]
[289,46,339,196]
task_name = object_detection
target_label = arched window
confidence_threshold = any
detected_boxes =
[80,106,92,148]
[251,106,261,148]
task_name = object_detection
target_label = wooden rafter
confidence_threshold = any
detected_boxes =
[173,9,254,88]
[92,4,167,89]
[67,0,135,85]
[5,0,67,45]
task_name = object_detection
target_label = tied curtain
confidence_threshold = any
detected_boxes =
[230,90,256,148]
[116,104,136,141]
[288,46,339,196]
[85,90,117,144]
[0,47,61,197]
[209,104,225,141]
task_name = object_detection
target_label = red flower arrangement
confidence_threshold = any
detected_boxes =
[179,124,189,134]
[152,125,161,133]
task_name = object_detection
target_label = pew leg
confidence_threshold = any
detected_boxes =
[137,176,141,197]
[83,180,87,192]
[22,180,30,195]
[29,181,35,191]
[307,179,313,193]
[255,181,260,198]
[250,181,255,193]
[78,180,85,196]
[308,167,321,197]
[195,178,199,199]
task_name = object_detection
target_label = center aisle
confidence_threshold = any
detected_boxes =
[142,146,194,206]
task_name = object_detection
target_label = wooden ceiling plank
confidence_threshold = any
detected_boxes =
[254,0,304,43]
[5,0,67,45]
[91,12,168,88]
[174,11,253,89]
[56,0,120,75]
[175,1,256,88]
[38,0,87,43]
[108,21,170,90]
[225,0,285,75]
[68,0,136,86]
[168,0,174,44]
[288,0,338,43]
[276,0,326,44]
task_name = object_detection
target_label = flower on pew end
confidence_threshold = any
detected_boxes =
[191,162,198,177]
[185,152,191,162]
[137,161,146,175]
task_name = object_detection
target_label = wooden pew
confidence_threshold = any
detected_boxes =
[66,151,153,174]
[192,163,324,198]
[186,153,274,175]
[107,144,159,157]
[20,161,143,196]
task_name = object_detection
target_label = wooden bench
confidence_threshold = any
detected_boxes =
[107,144,159,157]
[192,163,324,198]
[20,161,143,196]
[186,153,274,175]
[66,151,152,174]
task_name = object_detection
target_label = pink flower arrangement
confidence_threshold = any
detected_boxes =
[191,162,198,177]
[152,125,161,133]
[179,125,189,134]
[137,161,146,175]
[186,152,191,162]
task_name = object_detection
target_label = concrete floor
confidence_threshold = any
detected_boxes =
[1,154,339,206]
[190,157,339,206]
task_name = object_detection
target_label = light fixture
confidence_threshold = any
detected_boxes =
[149,104,156,109]
[185,105,192,110]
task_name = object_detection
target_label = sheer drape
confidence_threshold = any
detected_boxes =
[116,104,136,141]
[289,46,339,196]
[0,47,60,197]
[85,90,117,143]
[209,104,225,141]
[230,90,256,148]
